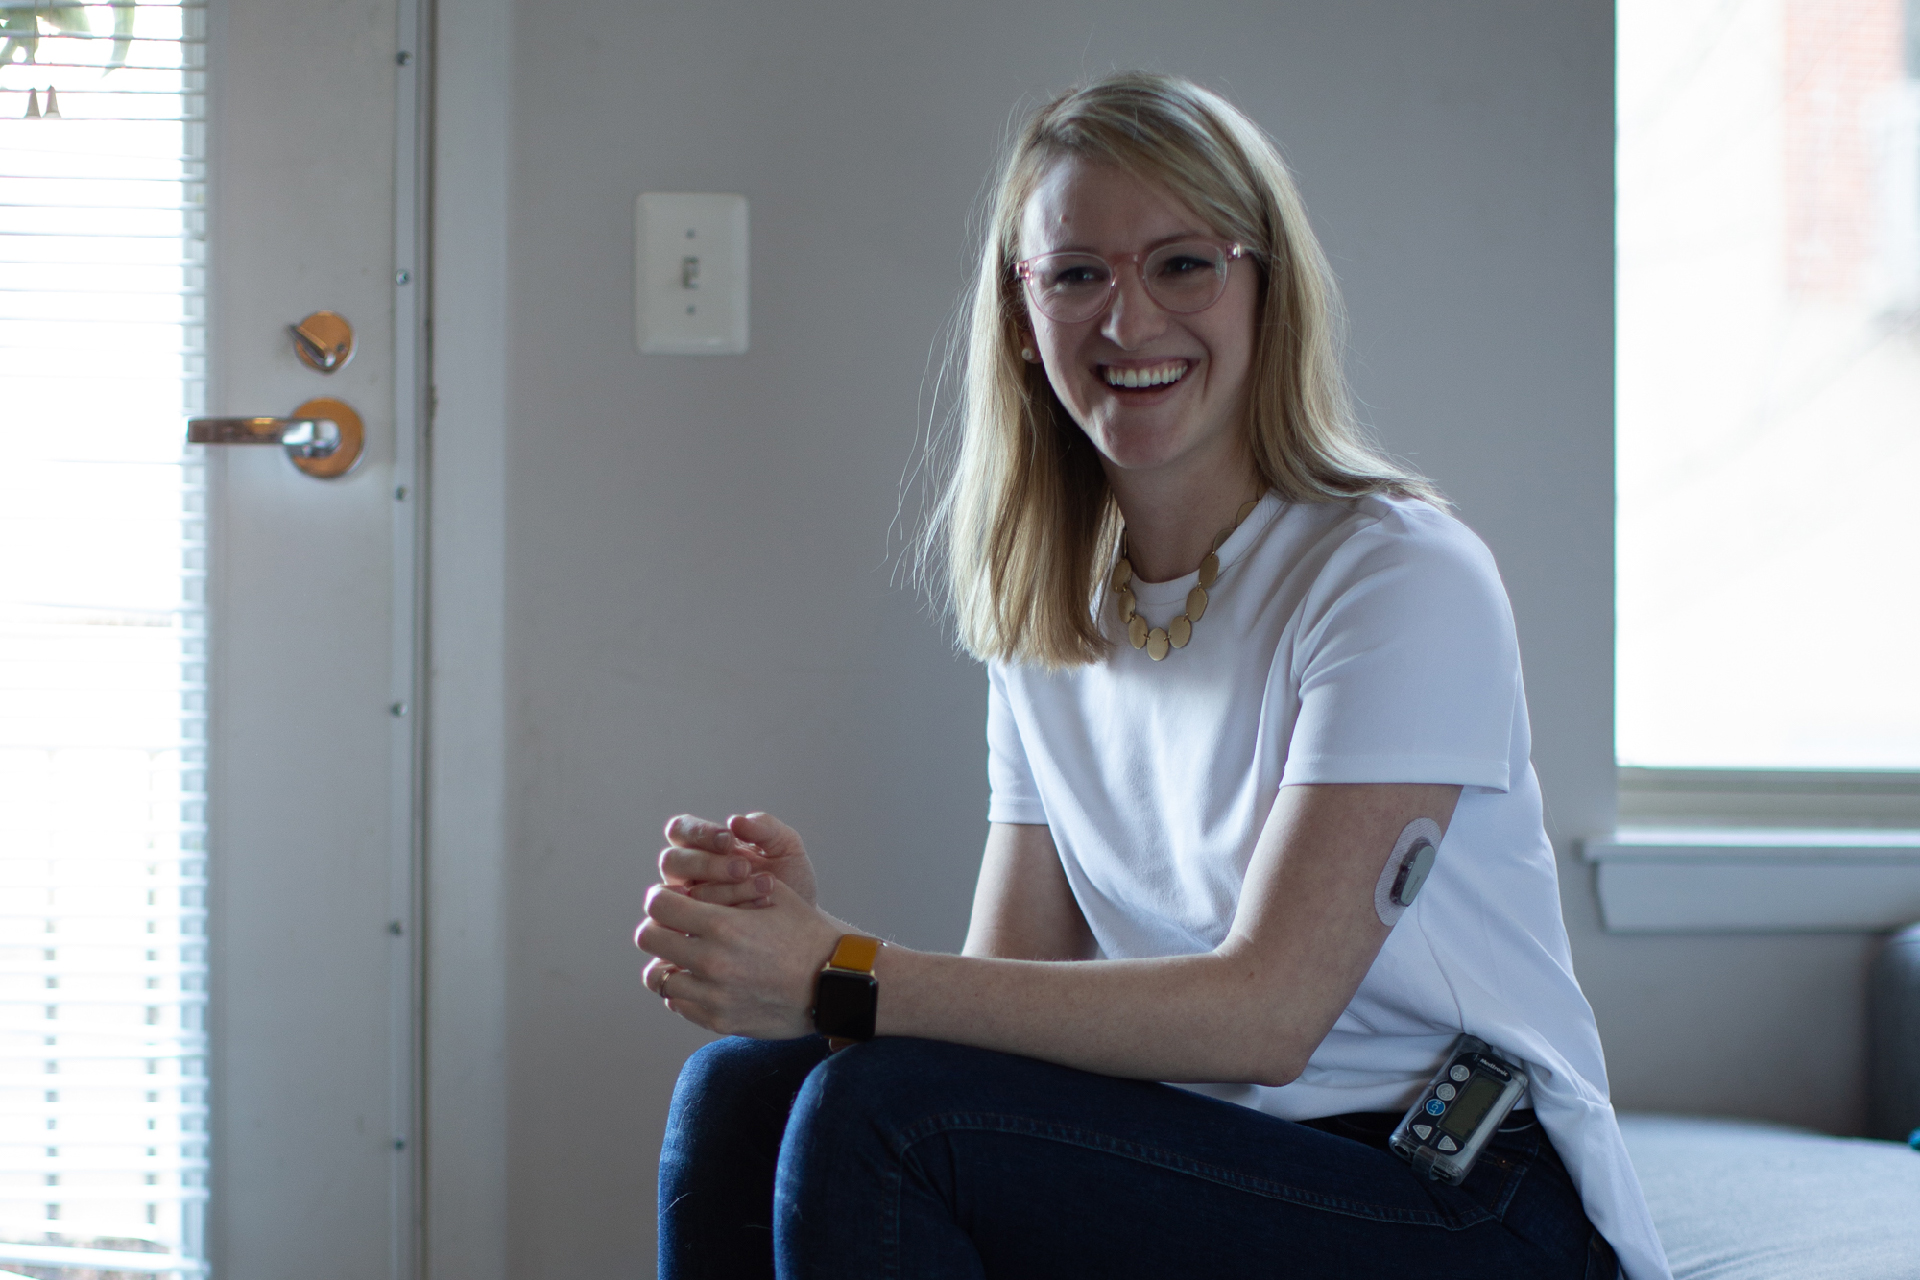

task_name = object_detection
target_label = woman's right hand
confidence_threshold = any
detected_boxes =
[658,811,819,909]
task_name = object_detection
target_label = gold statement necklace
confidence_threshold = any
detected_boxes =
[1111,495,1263,661]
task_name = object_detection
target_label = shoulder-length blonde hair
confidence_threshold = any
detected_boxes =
[925,72,1442,669]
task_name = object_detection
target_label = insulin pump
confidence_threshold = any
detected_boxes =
[1389,1034,1529,1184]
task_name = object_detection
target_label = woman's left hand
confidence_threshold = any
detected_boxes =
[636,875,844,1039]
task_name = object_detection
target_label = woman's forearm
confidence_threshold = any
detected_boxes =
[871,943,1316,1086]
[869,786,1458,1083]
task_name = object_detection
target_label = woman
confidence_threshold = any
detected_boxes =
[636,73,1668,1280]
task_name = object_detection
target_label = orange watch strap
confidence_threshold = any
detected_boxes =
[827,934,881,973]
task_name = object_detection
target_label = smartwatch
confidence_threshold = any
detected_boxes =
[812,934,882,1048]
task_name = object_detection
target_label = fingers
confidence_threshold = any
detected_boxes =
[643,957,719,1019]
[635,886,721,969]
[659,841,756,888]
[641,955,677,996]
[654,965,720,1018]
[663,813,734,852]
[634,915,704,971]
[685,875,774,908]
[727,811,805,859]
[660,812,775,886]
[642,880,734,939]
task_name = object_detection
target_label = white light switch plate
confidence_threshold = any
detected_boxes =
[636,192,749,355]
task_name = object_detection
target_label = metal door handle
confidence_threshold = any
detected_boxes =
[189,415,339,453]
[187,397,365,479]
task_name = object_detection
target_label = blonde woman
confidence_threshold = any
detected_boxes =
[638,73,1667,1280]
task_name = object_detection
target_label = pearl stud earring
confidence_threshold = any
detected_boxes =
[1020,347,1036,362]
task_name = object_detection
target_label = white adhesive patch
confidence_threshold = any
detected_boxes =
[1374,817,1443,926]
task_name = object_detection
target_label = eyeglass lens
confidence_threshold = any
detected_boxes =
[1022,241,1233,323]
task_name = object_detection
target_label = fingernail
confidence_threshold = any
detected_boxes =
[754,874,772,892]
[729,857,750,879]
[714,829,734,849]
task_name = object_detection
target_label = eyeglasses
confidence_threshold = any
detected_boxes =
[1014,239,1247,324]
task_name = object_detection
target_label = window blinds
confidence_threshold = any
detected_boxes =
[0,2,210,1271]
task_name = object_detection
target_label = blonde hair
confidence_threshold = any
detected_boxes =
[924,72,1443,669]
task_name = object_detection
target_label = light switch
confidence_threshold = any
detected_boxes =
[636,192,748,355]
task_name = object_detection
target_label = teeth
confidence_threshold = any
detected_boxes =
[1103,362,1186,389]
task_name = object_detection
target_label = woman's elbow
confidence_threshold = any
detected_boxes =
[1239,1034,1310,1088]
[1248,1059,1304,1089]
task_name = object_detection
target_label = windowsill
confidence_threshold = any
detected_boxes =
[1580,827,1920,933]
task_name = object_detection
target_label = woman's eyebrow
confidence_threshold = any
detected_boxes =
[1026,229,1215,257]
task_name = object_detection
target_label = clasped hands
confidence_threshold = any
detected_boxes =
[635,812,849,1039]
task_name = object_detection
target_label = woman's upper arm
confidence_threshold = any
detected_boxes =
[963,822,1096,961]
[1223,781,1461,1079]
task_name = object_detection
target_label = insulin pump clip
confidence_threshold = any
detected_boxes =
[1389,1033,1529,1184]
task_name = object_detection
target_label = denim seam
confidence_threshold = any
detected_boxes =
[880,1145,904,1280]
[887,1110,1495,1231]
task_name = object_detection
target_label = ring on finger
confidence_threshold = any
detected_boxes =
[658,967,675,1002]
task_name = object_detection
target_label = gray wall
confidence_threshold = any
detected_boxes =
[427,2,1879,1275]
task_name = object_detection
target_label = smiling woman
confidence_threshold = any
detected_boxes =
[636,73,1665,1280]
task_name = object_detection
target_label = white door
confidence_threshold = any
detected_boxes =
[203,0,425,1274]
[0,0,425,1275]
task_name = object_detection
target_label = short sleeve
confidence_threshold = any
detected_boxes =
[986,664,1049,824]
[1279,513,1520,793]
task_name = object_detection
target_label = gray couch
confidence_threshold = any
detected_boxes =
[1619,1115,1920,1279]
[1616,924,1920,1279]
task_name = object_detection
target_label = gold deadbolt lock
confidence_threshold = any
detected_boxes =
[289,310,355,373]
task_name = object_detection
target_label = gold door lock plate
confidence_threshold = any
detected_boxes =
[289,310,355,373]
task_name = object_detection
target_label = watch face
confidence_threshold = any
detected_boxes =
[814,969,878,1041]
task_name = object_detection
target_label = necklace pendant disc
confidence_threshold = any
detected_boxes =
[1186,585,1209,623]
[1168,615,1192,648]
[1127,614,1148,649]
[1147,628,1170,661]
[1116,587,1136,623]
[1197,552,1219,589]
[1111,558,1132,591]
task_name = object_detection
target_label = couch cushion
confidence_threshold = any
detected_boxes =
[1619,1114,1920,1280]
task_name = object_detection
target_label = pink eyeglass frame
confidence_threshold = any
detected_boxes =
[1013,239,1248,320]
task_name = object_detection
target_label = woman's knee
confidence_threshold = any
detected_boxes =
[668,1035,824,1132]
[784,1036,1001,1147]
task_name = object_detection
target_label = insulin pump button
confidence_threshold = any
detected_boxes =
[1425,1098,1446,1116]
[1412,1124,1433,1140]
[1436,1083,1457,1102]
[1437,1135,1459,1152]
[1450,1064,1471,1082]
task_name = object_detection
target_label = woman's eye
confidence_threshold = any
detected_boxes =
[1045,262,1109,289]
[1156,255,1212,277]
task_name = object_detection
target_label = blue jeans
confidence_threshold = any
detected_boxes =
[659,1035,1619,1279]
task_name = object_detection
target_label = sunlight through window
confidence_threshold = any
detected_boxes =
[1618,0,1920,769]
[0,2,209,1273]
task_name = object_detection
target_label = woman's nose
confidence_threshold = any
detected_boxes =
[1101,268,1169,349]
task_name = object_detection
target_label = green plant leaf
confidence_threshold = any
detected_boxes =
[108,0,133,72]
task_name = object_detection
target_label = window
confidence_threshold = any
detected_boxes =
[1,2,210,1272]
[1617,0,1920,773]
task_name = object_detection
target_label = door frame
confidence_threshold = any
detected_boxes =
[421,0,512,1276]
[391,0,431,1272]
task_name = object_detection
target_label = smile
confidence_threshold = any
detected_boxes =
[1101,360,1190,390]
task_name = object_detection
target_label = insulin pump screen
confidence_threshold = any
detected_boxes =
[1438,1075,1503,1141]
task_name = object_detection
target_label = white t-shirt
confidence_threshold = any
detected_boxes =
[986,492,1670,1280]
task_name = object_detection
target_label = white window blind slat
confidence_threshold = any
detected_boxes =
[0,1,209,1272]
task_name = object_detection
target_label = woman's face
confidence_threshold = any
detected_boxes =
[1017,157,1260,483]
